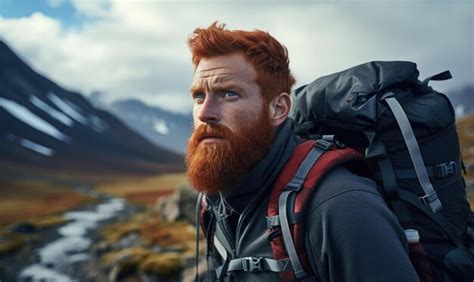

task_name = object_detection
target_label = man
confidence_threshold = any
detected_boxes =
[186,22,419,281]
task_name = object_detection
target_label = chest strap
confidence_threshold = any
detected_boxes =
[217,257,291,275]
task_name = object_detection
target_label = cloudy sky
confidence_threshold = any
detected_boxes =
[0,0,472,114]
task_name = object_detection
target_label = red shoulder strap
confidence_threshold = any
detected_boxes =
[267,140,364,281]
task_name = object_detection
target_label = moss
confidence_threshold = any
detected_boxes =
[0,233,27,255]
[101,247,152,268]
[139,252,183,277]
[140,219,195,250]
[101,221,142,244]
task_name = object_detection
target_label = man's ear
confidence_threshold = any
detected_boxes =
[269,92,291,127]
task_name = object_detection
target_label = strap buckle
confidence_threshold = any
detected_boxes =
[420,191,443,213]
[315,139,332,150]
[435,161,456,178]
[419,191,437,205]
[285,176,304,191]
[242,257,265,272]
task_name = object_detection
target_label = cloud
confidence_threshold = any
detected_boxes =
[47,0,66,8]
[1,2,472,114]
[70,0,110,17]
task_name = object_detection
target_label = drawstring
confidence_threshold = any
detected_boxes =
[217,193,240,219]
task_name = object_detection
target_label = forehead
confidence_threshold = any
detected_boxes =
[192,53,257,87]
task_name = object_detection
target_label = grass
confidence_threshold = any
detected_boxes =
[98,212,196,280]
[95,173,188,206]
[139,252,183,276]
[0,180,94,228]
[100,212,197,253]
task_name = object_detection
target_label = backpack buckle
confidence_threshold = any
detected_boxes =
[435,161,456,177]
[242,257,265,272]
[315,139,332,150]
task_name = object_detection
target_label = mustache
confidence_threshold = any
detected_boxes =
[192,124,233,142]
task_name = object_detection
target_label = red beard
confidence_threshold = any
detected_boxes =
[186,109,274,193]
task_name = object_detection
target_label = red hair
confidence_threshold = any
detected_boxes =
[188,22,296,101]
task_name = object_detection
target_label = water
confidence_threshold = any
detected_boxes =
[18,198,126,282]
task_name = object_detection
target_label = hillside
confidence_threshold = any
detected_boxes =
[0,40,183,182]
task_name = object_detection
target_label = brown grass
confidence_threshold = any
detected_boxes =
[95,173,188,206]
[0,180,93,228]
[139,252,183,276]
[124,191,175,206]
[140,218,195,250]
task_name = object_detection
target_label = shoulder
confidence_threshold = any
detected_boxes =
[303,167,418,281]
[308,165,384,211]
[305,165,402,238]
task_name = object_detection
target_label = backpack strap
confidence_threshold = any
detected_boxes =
[195,192,203,282]
[421,70,452,87]
[382,93,443,213]
[374,160,462,180]
[267,138,365,281]
[197,193,221,281]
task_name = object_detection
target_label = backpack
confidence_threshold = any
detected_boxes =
[196,61,474,281]
[289,61,474,281]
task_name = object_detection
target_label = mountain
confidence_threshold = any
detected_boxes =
[445,85,474,118]
[0,40,183,179]
[106,99,192,154]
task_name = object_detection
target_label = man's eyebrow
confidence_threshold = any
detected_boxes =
[189,85,202,93]
[212,83,245,92]
[190,81,245,94]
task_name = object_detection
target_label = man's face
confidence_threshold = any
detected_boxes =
[186,53,275,193]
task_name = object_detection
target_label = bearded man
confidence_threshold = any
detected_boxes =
[185,23,419,282]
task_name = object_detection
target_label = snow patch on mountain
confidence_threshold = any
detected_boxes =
[48,92,88,125]
[19,138,54,156]
[47,92,109,133]
[153,119,169,135]
[0,97,69,142]
[455,105,465,118]
[30,95,74,127]
[90,115,109,133]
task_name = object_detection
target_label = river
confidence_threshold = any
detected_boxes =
[1,187,140,282]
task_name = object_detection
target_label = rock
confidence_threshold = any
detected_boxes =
[115,232,142,249]
[154,186,197,223]
[92,241,114,256]
[105,247,151,281]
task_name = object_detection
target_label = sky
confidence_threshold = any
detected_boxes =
[0,0,472,114]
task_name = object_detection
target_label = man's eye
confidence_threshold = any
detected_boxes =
[193,92,205,102]
[223,91,238,98]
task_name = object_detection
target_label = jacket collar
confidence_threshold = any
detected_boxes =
[219,118,299,214]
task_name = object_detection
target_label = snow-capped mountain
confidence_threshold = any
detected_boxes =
[0,40,183,177]
[105,99,192,154]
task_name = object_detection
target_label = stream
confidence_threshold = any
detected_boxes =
[1,187,140,282]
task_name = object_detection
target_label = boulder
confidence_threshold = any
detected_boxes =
[154,187,197,223]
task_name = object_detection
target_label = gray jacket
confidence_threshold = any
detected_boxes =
[202,120,420,282]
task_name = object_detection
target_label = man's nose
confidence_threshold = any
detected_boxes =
[197,98,220,124]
